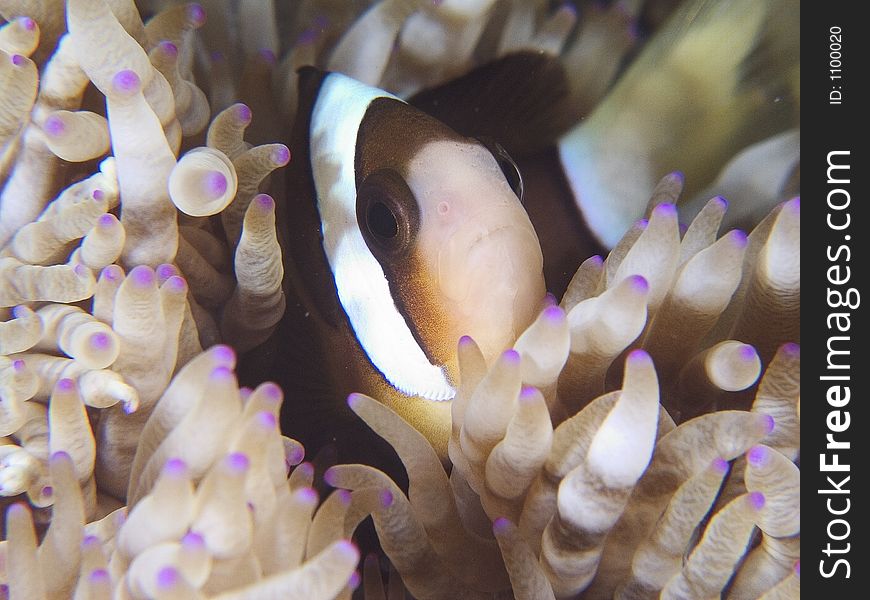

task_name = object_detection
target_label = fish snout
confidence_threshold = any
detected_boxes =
[437,218,545,359]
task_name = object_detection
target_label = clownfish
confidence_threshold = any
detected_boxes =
[250,0,799,469]
[266,68,545,468]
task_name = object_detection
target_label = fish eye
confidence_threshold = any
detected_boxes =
[357,169,419,256]
[476,137,524,203]
[367,200,399,239]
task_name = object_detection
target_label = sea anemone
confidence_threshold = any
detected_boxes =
[1,0,798,598]
[3,349,360,598]
[331,195,799,599]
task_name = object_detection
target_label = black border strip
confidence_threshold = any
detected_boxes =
[805,1,867,596]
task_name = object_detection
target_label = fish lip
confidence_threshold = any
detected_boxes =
[467,224,512,251]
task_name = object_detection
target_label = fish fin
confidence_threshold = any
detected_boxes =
[272,290,408,486]
[557,0,799,248]
[738,0,800,100]
[269,285,354,442]
[729,0,800,159]
[684,129,800,231]
[278,66,345,331]
[408,51,575,156]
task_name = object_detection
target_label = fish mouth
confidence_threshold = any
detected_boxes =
[437,218,542,305]
[467,224,512,251]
